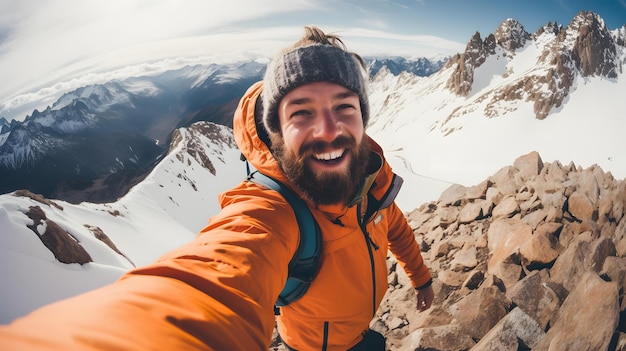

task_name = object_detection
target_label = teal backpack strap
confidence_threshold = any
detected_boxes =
[247,171,322,309]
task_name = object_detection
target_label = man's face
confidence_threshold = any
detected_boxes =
[271,81,369,205]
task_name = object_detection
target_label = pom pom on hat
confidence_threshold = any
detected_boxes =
[262,44,369,135]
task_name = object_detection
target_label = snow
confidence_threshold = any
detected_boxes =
[0,123,244,323]
[368,31,625,212]
[1,30,625,326]
[52,84,133,112]
[0,132,9,147]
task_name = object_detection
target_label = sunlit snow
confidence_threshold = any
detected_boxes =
[1,27,625,325]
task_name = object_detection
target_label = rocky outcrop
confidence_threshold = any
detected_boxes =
[24,205,92,265]
[568,10,618,78]
[15,190,133,266]
[445,19,528,96]
[444,11,624,121]
[494,18,532,52]
[445,32,496,96]
[379,151,625,350]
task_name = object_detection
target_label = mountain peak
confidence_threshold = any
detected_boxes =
[565,10,618,77]
[443,11,623,119]
[494,18,531,51]
[0,117,9,134]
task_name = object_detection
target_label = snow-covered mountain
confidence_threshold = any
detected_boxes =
[367,56,448,77]
[0,10,624,334]
[0,121,243,323]
[367,10,625,209]
[0,62,266,201]
[0,57,437,203]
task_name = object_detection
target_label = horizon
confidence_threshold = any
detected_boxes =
[1,11,625,326]
[1,0,625,122]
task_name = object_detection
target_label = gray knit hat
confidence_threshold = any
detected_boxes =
[262,43,369,135]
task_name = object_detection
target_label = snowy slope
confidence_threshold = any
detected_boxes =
[368,16,626,211]
[1,12,625,327]
[0,121,243,323]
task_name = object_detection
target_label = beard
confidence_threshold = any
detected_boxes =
[270,133,370,205]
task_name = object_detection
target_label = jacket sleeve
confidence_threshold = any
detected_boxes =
[0,182,299,351]
[386,201,432,289]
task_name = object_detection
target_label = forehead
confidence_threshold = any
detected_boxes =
[282,82,358,103]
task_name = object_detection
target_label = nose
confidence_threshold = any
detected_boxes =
[313,109,342,142]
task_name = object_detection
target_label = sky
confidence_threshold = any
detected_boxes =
[1,0,625,122]
[1,10,625,323]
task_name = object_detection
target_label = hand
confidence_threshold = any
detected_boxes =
[415,285,434,311]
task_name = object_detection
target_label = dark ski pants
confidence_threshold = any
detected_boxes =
[282,329,386,351]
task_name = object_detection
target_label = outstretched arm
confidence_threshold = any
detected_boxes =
[0,183,299,350]
[386,202,434,309]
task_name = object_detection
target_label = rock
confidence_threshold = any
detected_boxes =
[437,270,468,287]
[487,219,531,270]
[465,180,490,200]
[402,324,476,351]
[567,190,597,221]
[462,270,485,290]
[600,256,626,294]
[451,285,512,339]
[533,272,619,351]
[459,201,484,223]
[490,166,519,196]
[485,186,503,205]
[488,256,523,290]
[492,196,520,218]
[24,206,92,265]
[514,151,544,181]
[589,236,617,273]
[535,179,567,210]
[471,307,545,350]
[450,246,478,271]
[550,234,597,292]
[506,270,563,329]
[519,224,561,270]
[439,183,468,206]
[430,239,453,260]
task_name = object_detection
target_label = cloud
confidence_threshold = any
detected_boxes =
[0,1,322,102]
[0,0,466,121]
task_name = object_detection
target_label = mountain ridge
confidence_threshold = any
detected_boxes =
[0,56,442,201]
[0,11,625,348]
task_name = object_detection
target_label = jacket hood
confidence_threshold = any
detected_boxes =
[233,81,287,183]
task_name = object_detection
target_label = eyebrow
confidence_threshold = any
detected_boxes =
[286,91,358,106]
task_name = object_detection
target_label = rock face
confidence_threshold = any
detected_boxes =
[272,150,625,350]
[444,10,624,120]
[379,150,625,350]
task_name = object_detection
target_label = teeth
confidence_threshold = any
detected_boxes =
[314,149,344,161]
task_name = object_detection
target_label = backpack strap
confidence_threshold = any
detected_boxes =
[247,171,322,309]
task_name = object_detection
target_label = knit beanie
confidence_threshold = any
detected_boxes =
[262,44,369,135]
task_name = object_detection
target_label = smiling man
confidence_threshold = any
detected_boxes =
[239,26,435,350]
[0,26,433,351]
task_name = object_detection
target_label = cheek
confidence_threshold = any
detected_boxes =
[349,122,365,143]
[281,127,304,155]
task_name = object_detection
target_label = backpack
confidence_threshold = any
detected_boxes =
[247,171,322,310]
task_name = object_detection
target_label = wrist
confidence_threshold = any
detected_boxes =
[416,278,433,290]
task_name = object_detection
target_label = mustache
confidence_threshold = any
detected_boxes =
[299,135,357,157]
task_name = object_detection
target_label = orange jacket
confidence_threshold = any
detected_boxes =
[0,82,431,350]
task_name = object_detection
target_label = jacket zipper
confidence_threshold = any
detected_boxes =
[357,203,378,316]
[322,321,329,351]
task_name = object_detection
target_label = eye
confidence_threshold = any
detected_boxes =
[337,104,356,110]
[291,109,312,118]
[336,103,357,113]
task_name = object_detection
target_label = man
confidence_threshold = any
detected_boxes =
[0,26,433,350]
